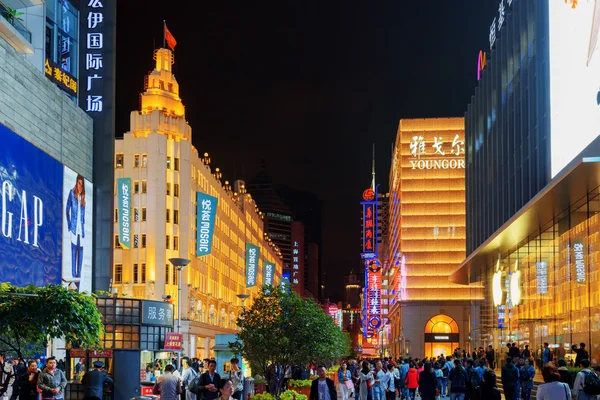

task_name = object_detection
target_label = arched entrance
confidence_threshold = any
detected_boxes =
[424,314,459,358]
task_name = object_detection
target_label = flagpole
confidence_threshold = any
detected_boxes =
[163,20,166,49]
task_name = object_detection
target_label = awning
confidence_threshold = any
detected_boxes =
[450,157,600,284]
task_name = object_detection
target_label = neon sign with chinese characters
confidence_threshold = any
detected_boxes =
[408,134,465,170]
[366,259,382,338]
[45,58,77,97]
[489,0,514,49]
[81,0,106,112]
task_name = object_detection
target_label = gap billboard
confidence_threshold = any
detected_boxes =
[0,123,93,292]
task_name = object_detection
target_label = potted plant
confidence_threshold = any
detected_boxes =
[288,379,312,397]
[3,7,24,24]
[254,378,267,394]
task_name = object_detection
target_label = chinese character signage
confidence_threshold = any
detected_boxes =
[44,58,77,97]
[264,261,275,286]
[291,221,304,293]
[80,0,108,113]
[573,241,586,284]
[408,134,465,170]
[163,332,183,351]
[0,123,93,293]
[196,192,218,257]
[142,300,174,327]
[245,243,259,288]
[117,178,130,249]
[362,203,376,254]
[489,0,514,49]
[365,259,382,338]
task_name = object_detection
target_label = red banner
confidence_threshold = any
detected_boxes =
[89,350,113,358]
[164,332,183,351]
[69,349,86,358]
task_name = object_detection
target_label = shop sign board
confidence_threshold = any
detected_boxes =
[142,300,174,327]
[163,332,183,351]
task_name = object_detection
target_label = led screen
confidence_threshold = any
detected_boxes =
[549,0,600,177]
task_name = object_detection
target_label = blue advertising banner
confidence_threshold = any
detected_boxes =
[0,123,63,287]
[245,243,259,288]
[264,261,275,286]
[117,178,131,249]
[196,192,218,257]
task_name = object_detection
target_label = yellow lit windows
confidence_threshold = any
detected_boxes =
[166,183,171,196]
[174,183,179,198]
[165,264,170,284]
[166,209,171,223]
[142,154,147,168]
[134,154,140,168]
[114,208,118,222]
[141,263,147,283]
[114,264,123,283]
[174,158,179,171]
[174,236,179,251]
[133,264,139,283]
[115,153,124,168]
[166,235,170,250]
[141,234,146,248]
[167,156,172,169]
[133,180,139,194]
[142,180,147,194]
[174,210,179,225]
[142,208,147,222]
[114,235,121,249]
[134,208,139,222]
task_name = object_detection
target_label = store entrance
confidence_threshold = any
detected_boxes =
[424,314,460,359]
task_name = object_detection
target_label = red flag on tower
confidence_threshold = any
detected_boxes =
[164,22,177,51]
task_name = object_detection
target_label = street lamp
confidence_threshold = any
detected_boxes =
[169,257,191,333]
[236,293,250,309]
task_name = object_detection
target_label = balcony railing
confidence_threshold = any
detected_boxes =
[0,1,32,43]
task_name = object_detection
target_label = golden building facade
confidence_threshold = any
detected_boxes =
[388,118,482,358]
[112,48,282,359]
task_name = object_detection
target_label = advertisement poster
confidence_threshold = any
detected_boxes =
[117,178,131,249]
[549,0,600,176]
[245,243,259,288]
[62,166,93,293]
[196,192,218,257]
[0,123,63,287]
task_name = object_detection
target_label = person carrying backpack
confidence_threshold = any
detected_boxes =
[449,359,468,400]
[519,358,535,400]
[573,359,600,400]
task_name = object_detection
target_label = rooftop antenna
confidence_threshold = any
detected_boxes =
[371,143,376,190]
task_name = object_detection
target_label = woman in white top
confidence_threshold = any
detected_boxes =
[536,364,572,400]
[358,361,374,400]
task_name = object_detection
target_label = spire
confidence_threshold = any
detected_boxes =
[371,143,376,190]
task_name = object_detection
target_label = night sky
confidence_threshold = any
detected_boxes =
[116,1,499,301]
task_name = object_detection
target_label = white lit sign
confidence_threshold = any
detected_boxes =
[493,269,503,306]
[573,241,586,283]
[549,1,600,177]
[84,0,105,112]
[489,0,513,49]
[510,262,521,305]
[408,134,465,170]
[536,261,548,294]
[434,336,450,340]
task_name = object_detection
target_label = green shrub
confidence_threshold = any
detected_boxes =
[250,392,276,400]
[289,379,312,388]
[280,390,307,400]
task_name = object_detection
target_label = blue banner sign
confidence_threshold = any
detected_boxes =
[117,178,131,249]
[246,243,259,288]
[264,261,275,286]
[196,192,218,257]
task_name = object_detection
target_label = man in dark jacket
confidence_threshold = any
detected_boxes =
[193,359,221,400]
[310,366,336,400]
[81,361,113,400]
[501,357,519,400]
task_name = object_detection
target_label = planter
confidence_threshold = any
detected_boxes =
[295,386,311,397]
[255,382,267,394]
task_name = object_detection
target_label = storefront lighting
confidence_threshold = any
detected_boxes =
[492,260,503,307]
[510,260,521,305]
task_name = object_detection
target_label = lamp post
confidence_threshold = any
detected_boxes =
[236,293,250,309]
[169,257,191,333]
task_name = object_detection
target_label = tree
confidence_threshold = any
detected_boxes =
[230,286,351,396]
[0,283,104,396]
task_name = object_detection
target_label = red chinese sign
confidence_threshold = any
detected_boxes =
[89,350,113,358]
[362,203,376,253]
[164,332,183,351]
[363,188,375,201]
[366,259,382,339]
[69,349,86,358]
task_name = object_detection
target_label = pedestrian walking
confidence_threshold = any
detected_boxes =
[18,360,39,400]
[153,364,182,400]
[191,359,221,400]
[359,361,373,400]
[536,363,571,400]
[81,361,112,400]
[310,365,337,400]
[219,379,235,400]
[373,362,386,400]
[448,359,467,400]
[37,357,67,400]
[228,358,243,400]
[518,358,534,400]
[418,362,436,400]
[472,370,501,400]
[500,357,519,400]
[338,363,352,400]
[181,357,197,400]
[404,363,418,400]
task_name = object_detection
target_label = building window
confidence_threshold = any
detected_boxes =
[173,210,179,225]
[133,264,139,284]
[134,180,139,194]
[141,264,146,283]
[172,266,177,285]
[134,208,139,222]
[142,154,148,168]
[114,208,118,223]
[174,236,179,251]
[114,264,123,283]
[166,235,170,249]
[142,180,147,194]
[116,153,124,168]
[174,183,179,198]
[134,154,140,168]
[141,234,147,248]
[166,209,171,223]
[133,234,139,248]
[167,157,171,169]
[114,235,121,249]
[142,208,147,222]
[165,264,170,284]
[174,158,179,171]
[166,183,171,196]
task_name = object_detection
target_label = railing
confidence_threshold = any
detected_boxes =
[0,1,32,43]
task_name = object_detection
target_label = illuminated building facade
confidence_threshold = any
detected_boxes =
[454,0,600,360]
[388,118,482,359]
[113,48,282,359]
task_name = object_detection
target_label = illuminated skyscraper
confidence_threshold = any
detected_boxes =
[113,48,282,359]
[387,118,482,358]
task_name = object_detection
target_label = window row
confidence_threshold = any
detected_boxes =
[115,154,180,171]
[115,208,147,222]
[114,234,179,251]
[165,264,178,285]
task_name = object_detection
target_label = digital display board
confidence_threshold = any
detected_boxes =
[549,1,600,177]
